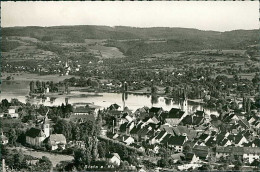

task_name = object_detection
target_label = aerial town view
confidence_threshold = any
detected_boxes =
[1,1,259,172]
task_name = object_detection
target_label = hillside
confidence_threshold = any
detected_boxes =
[1,25,259,56]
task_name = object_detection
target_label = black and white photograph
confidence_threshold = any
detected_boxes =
[1,1,259,171]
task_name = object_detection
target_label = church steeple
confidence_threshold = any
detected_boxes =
[181,89,188,115]
[42,109,50,138]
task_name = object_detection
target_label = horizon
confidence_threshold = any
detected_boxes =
[2,1,259,32]
[2,24,259,33]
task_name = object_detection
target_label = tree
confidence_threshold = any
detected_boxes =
[1,99,10,108]
[97,142,106,158]
[165,86,171,94]
[8,129,17,146]
[151,86,158,94]
[13,150,25,170]
[157,158,169,168]
[36,80,41,89]
[183,144,192,154]
[33,156,53,172]
[30,81,35,93]
[74,148,92,170]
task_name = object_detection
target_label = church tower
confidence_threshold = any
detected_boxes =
[42,110,50,138]
[181,89,188,115]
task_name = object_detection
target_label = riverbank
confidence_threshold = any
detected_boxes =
[2,72,79,82]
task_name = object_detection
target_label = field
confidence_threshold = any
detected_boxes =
[89,45,125,59]
[8,146,73,167]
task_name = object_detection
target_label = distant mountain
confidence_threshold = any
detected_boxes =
[2,25,259,56]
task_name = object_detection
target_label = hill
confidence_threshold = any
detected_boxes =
[1,25,259,56]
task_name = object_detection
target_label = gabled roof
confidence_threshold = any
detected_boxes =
[168,108,185,119]
[70,114,95,123]
[238,116,250,129]
[26,128,45,138]
[162,126,175,135]
[216,147,260,155]
[234,133,246,144]
[165,135,186,146]
[73,107,92,113]
[130,121,144,134]
[108,104,121,110]
[181,115,204,126]
[193,146,209,159]
[172,127,181,136]
[205,137,216,147]
[165,119,180,126]
[137,125,152,137]
[198,133,209,141]
[218,138,231,146]
[106,153,121,160]
[161,134,172,144]
[48,134,66,145]
[135,107,149,113]
[155,131,167,140]
[149,107,162,114]
[186,153,196,161]
[195,110,205,117]
[120,122,129,132]
[171,153,185,160]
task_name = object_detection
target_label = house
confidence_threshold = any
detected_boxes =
[149,131,168,145]
[163,135,187,152]
[192,145,209,160]
[100,126,108,136]
[205,137,217,147]
[106,153,121,166]
[171,153,185,163]
[25,128,47,147]
[120,121,135,134]
[237,116,250,129]
[67,141,86,149]
[216,147,260,163]
[108,104,121,111]
[69,114,95,123]
[247,116,256,124]
[164,108,186,126]
[181,115,204,126]
[149,107,163,117]
[228,133,248,147]
[185,152,200,164]
[243,147,260,163]
[73,105,99,116]
[122,135,135,145]
[25,115,50,147]
[252,120,260,129]
[119,113,133,125]
[137,125,153,140]
[144,117,160,125]
[222,113,239,123]
[130,143,145,152]
[147,144,160,154]
[45,134,67,150]
[194,110,205,118]
[7,107,19,118]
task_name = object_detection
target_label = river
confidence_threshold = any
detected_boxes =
[0,80,219,116]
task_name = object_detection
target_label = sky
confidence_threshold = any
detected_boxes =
[1,1,259,32]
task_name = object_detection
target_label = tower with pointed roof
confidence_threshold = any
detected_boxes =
[42,110,50,138]
[42,115,50,138]
[181,89,188,115]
